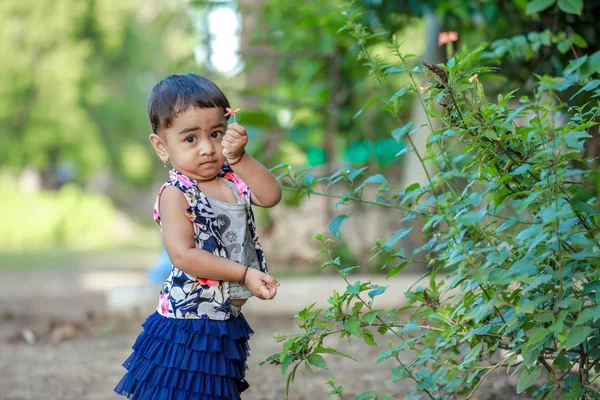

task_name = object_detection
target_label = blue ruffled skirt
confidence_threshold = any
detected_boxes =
[114,311,253,400]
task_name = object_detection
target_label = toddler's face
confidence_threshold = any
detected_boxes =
[161,106,227,182]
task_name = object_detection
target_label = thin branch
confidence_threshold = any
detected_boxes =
[465,360,508,400]
[280,184,431,216]
[539,356,563,396]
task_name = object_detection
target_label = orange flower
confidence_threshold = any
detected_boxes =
[224,107,240,124]
[468,74,479,83]
[438,31,458,46]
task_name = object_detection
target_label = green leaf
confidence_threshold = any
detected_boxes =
[463,325,492,341]
[347,281,362,295]
[383,227,413,249]
[517,365,541,393]
[362,328,376,346]
[356,174,389,192]
[347,167,368,182]
[572,201,599,216]
[558,40,571,54]
[364,310,380,325]
[269,162,288,173]
[522,274,553,293]
[463,342,483,364]
[495,218,518,233]
[527,327,550,346]
[558,0,583,14]
[553,353,572,371]
[516,191,540,214]
[574,308,594,326]
[565,326,591,349]
[301,173,316,187]
[571,80,600,99]
[368,285,387,299]
[281,355,294,377]
[456,212,479,226]
[401,323,421,333]
[384,66,406,75]
[355,390,377,400]
[283,338,296,354]
[387,262,408,278]
[328,215,348,239]
[391,364,408,381]
[339,265,360,277]
[389,88,409,102]
[570,33,588,48]
[354,97,381,119]
[344,316,363,337]
[306,354,328,369]
[526,0,556,14]
[391,122,414,141]
[318,348,355,364]
[465,301,493,322]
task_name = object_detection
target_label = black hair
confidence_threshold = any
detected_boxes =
[147,73,231,135]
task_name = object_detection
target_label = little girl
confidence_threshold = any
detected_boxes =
[114,73,281,399]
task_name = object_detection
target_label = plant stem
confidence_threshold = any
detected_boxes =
[280,185,431,215]
[465,360,507,400]
[539,356,563,396]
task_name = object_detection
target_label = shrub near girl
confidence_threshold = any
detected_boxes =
[115,73,281,399]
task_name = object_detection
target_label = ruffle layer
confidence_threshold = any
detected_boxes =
[128,333,247,376]
[117,378,239,400]
[136,318,251,360]
[115,312,252,400]
[142,311,254,340]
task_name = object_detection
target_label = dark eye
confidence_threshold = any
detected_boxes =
[211,131,223,139]
[185,136,196,143]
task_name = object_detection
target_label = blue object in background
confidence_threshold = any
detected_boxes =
[147,248,172,284]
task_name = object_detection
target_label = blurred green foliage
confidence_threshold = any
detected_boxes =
[0,0,200,186]
[247,0,599,169]
[0,174,156,250]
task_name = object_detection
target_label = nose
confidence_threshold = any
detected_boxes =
[198,138,215,156]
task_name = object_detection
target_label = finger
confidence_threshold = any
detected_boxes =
[262,274,280,288]
[221,138,233,148]
[265,283,277,298]
[229,123,247,136]
[225,130,242,141]
[259,286,272,300]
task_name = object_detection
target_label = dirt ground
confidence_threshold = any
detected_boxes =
[0,268,529,400]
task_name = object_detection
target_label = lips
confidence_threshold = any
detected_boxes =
[200,160,216,166]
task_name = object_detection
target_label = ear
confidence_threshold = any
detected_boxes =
[149,133,169,164]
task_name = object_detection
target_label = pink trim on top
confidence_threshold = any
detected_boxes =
[223,171,249,199]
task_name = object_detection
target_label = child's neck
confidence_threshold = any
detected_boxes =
[196,176,219,191]
[197,176,238,204]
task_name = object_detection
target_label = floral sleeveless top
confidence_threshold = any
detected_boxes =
[153,168,268,320]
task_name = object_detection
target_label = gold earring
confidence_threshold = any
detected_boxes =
[163,159,169,168]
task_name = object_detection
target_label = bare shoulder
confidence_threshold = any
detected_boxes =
[159,185,189,214]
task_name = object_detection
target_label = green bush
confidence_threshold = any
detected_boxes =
[266,5,600,400]
[0,177,142,251]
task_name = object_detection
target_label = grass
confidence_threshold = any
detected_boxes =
[0,247,159,271]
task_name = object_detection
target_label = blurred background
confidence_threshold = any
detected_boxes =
[1,0,599,399]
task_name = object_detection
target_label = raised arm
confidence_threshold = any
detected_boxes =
[222,123,281,208]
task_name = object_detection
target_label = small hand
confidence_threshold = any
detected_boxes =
[245,268,279,300]
[222,123,248,164]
